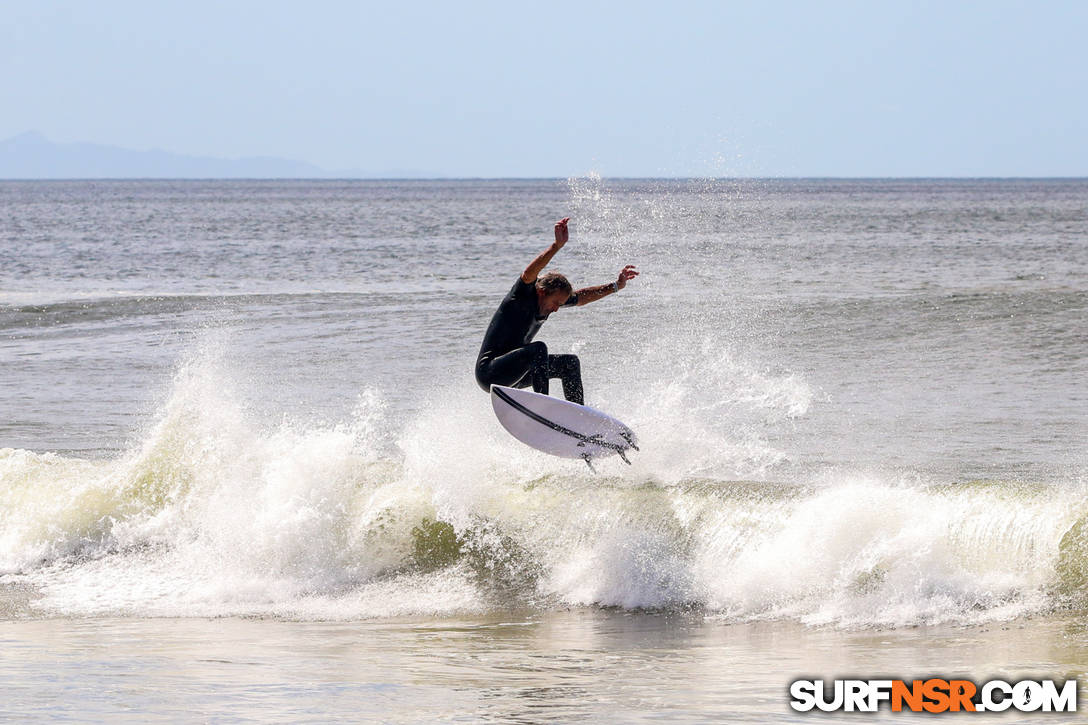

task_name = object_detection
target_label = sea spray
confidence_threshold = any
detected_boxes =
[552,174,816,481]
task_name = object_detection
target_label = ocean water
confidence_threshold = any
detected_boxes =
[2,178,1087,721]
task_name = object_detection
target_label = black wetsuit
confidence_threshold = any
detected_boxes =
[475,277,584,404]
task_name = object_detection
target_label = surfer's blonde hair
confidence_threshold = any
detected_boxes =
[537,272,573,296]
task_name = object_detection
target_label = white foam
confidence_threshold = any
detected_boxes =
[3,343,1085,626]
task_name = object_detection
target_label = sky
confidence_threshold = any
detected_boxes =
[3,0,1086,177]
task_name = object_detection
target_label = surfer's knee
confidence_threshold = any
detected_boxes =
[474,357,494,392]
[528,341,548,363]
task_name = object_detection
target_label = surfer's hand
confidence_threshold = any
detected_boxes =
[616,265,639,290]
[553,217,570,248]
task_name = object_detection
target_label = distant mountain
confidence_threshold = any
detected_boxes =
[0,132,439,179]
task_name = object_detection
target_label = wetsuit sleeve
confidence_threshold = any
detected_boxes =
[562,294,578,307]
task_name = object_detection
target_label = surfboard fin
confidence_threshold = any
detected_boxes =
[581,454,596,473]
[618,449,631,465]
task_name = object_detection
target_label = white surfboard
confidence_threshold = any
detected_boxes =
[490,385,638,469]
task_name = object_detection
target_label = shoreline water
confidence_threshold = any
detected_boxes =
[2,609,1086,722]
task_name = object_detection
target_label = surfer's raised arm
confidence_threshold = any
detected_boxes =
[477,216,638,410]
[573,265,639,306]
[521,217,570,283]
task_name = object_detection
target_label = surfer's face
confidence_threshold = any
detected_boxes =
[539,290,569,315]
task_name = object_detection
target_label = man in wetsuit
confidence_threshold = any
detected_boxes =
[475,217,638,405]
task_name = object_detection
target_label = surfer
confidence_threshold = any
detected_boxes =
[475,217,638,405]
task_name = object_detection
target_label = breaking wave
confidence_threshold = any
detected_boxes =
[2,345,1085,627]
